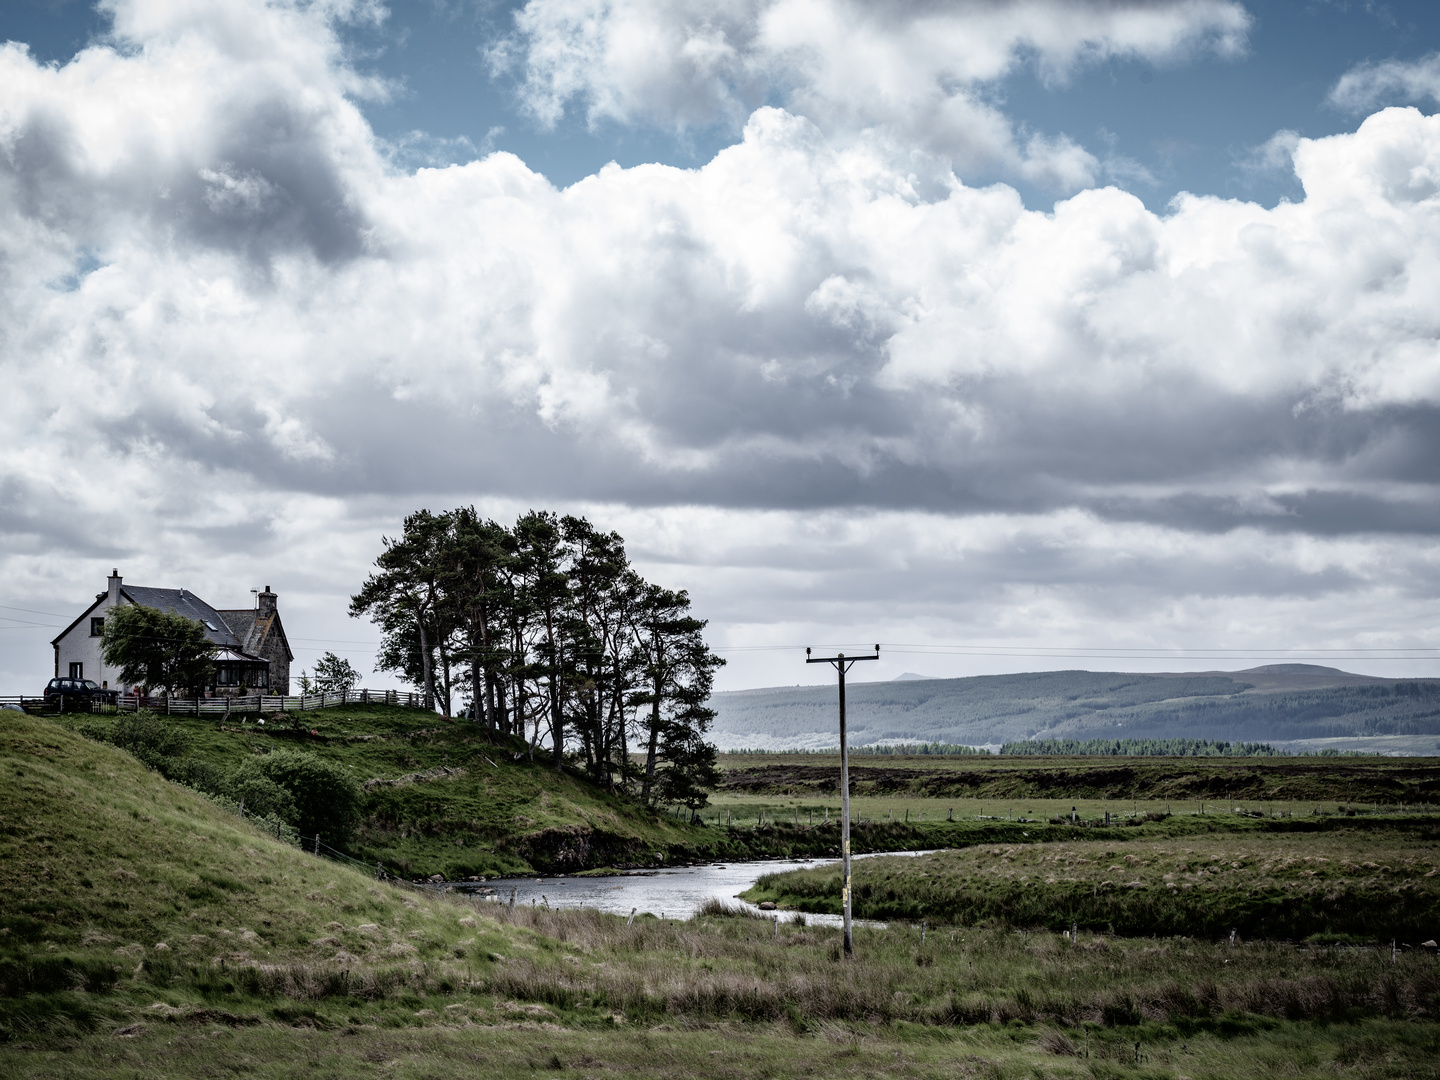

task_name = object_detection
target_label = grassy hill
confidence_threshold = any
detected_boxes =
[52,703,729,878]
[710,665,1440,750]
[0,710,522,1042]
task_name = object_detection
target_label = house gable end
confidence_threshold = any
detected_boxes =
[267,611,294,664]
[215,607,293,694]
[50,595,106,648]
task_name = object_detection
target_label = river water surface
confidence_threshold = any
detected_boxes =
[475,850,935,926]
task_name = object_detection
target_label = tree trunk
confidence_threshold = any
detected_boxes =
[415,601,434,712]
[642,634,663,804]
[547,609,563,772]
[478,608,495,732]
[583,690,598,779]
[439,644,452,718]
[469,632,484,726]
[642,633,662,806]
[642,700,660,805]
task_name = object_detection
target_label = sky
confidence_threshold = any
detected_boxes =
[3,0,1440,694]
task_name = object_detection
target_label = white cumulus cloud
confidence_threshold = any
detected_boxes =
[1330,51,1440,112]
[4,0,1440,695]
[490,0,1250,190]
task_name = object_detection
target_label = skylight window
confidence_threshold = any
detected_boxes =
[204,621,219,631]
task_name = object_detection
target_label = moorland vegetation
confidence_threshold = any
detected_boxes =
[6,711,1440,1079]
[745,826,1440,940]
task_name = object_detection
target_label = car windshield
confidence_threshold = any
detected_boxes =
[82,680,102,690]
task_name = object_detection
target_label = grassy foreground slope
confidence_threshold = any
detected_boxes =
[7,714,1440,1079]
[0,713,517,987]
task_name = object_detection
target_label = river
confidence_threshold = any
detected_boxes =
[469,850,935,926]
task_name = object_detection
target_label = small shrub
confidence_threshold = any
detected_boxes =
[86,711,191,778]
[233,750,362,845]
[220,772,299,825]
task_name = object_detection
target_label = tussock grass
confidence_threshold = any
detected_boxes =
[467,903,1440,1031]
[9,1017,1440,1080]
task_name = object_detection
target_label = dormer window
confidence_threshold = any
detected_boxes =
[90,617,104,637]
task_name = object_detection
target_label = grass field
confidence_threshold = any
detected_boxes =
[745,824,1440,940]
[6,713,1440,1078]
[707,751,1440,836]
[714,751,1440,803]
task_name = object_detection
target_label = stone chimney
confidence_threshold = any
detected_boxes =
[258,586,277,616]
[107,569,122,607]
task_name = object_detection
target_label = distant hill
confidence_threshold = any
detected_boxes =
[708,665,1440,751]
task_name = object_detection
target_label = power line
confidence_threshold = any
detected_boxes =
[709,643,1440,661]
[0,604,69,618]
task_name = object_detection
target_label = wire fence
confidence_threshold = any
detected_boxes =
[205,789,426,892]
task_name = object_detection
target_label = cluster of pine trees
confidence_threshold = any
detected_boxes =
[350,509,724,809]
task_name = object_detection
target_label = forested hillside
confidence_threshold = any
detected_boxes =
[709,665,1440,750]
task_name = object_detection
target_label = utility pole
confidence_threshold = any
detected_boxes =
[807,643,879,958]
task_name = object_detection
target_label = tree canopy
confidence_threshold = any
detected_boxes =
[100,603,216,695]
[350,509,725,807]
[301,651,359,694]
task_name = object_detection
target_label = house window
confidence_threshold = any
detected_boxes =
[90,617,105,637]
[69,662,83,679]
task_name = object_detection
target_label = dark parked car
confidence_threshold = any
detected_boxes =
[43,678,118,711]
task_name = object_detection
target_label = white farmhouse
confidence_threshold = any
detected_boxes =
[51,570,293,695]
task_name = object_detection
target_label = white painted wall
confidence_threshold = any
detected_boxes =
[53,572,125,689]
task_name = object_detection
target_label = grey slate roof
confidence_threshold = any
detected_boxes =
[118,586,247,651]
